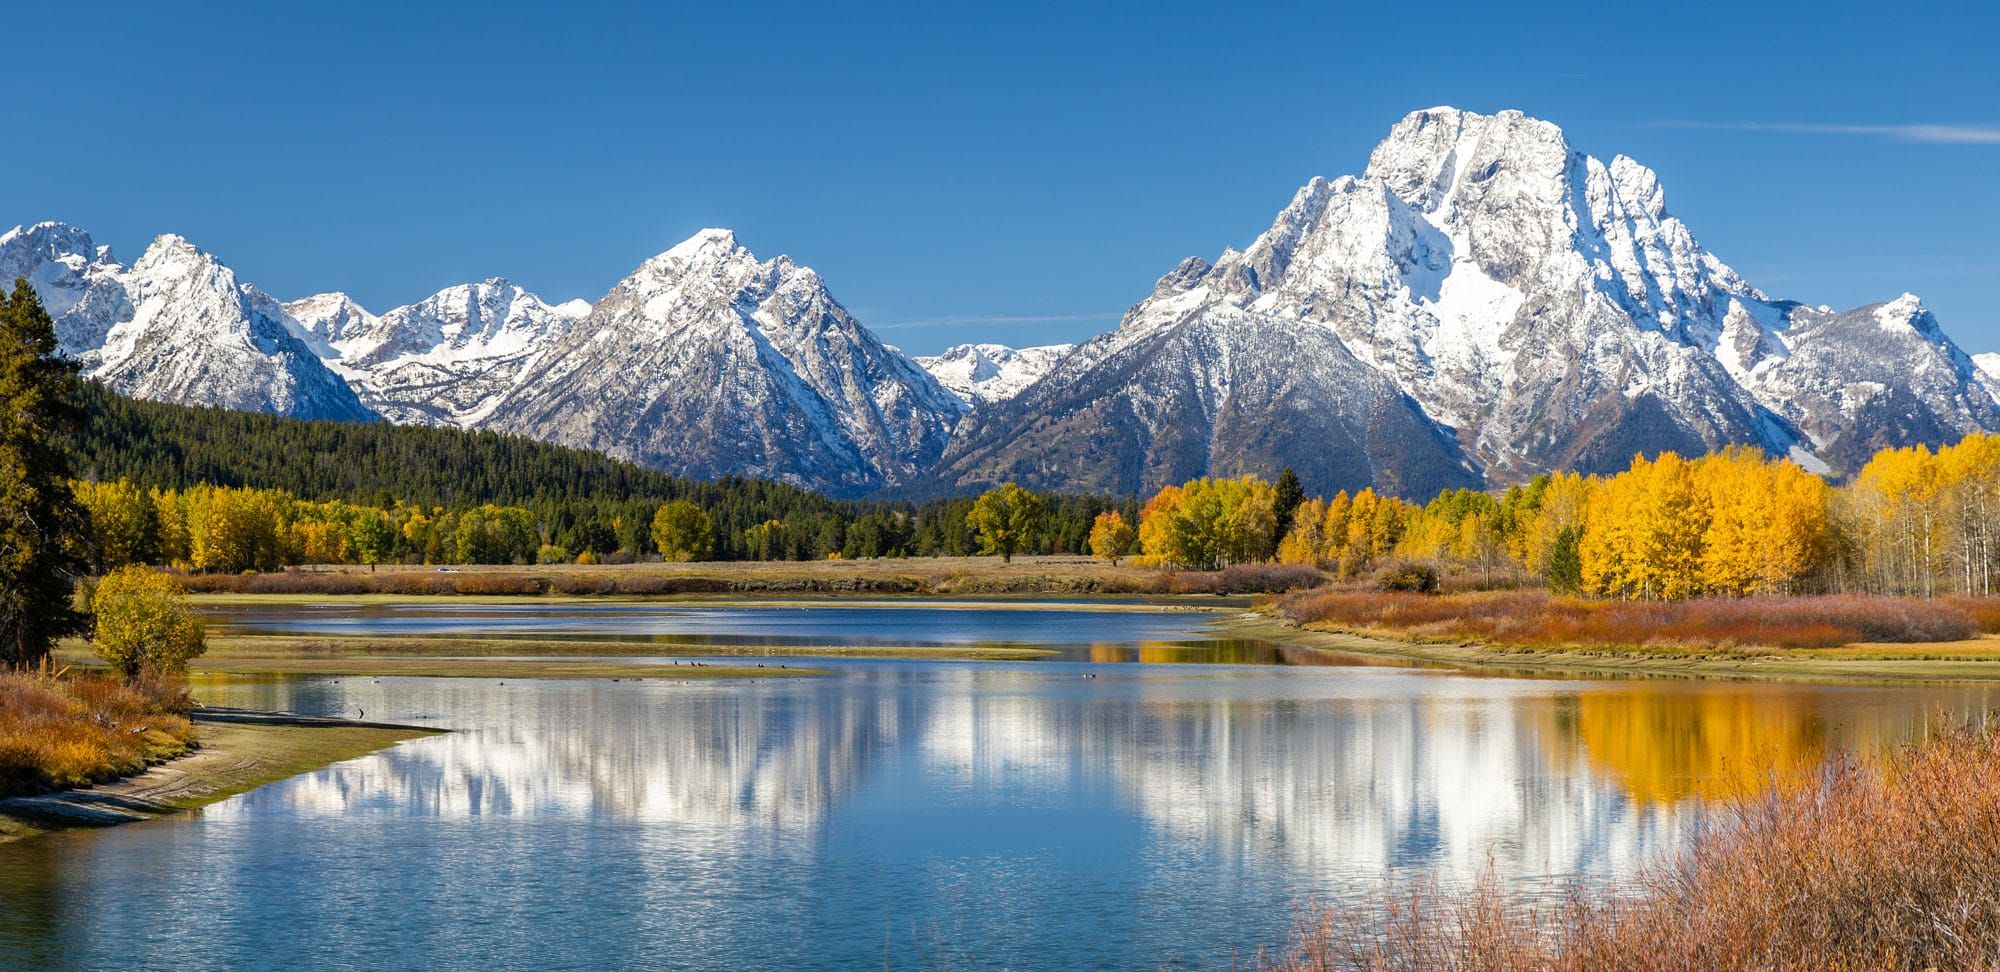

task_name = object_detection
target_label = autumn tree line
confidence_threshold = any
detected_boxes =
[67,480,1143,574]
[1098,438,2000,600]
[64,429,2000,603]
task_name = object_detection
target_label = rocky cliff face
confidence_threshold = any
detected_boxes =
[288,279,582,426]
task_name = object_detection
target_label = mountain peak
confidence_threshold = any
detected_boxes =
[1365,106,1571,216]
[1873,293,1933,333]
[132,233,214,275]
[915,342,1073,406]
[1,220,99,255]
[662,227,742,261]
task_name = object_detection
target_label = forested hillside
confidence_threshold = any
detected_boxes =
[64,381,802,509]
[60,382,1129,565]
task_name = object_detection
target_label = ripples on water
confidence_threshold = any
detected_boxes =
[1,603,1991,970]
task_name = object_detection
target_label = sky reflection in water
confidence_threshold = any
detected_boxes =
[1,603,1992,970]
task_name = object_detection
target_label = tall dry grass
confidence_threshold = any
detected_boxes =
[1266,724,2000,971]
[1279,590,1982,651]
[0,672,195,799]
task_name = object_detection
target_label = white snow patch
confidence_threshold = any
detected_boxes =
[1788,445,1832,475]
[916,342,1073,405]
[1417,258,1522,369]
[1875,293,1924,331]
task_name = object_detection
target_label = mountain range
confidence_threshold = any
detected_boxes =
[7,106,1997,499]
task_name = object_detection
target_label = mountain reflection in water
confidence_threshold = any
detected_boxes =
[2,604,1991,970]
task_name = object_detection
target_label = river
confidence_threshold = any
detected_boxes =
[2,601,1992,970]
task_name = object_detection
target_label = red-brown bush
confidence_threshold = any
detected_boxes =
[1278,590,1979,650]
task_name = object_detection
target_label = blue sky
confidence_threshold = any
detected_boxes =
[6,1,1997,354]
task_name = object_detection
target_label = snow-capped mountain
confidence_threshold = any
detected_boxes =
[287,280,582,426]
[924,107,2000,497]
[0,221,130,354]
[920,263,1485,499]
[915,343,1072,405]
[10,107,1998,499]
[480,229,967,496]
[0,224,372,422]
[1965,352,2000,409]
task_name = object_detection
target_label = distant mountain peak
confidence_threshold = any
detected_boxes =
[479,231,965,495]
[916,343,1073,405]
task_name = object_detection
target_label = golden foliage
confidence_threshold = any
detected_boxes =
[90,565,208,679]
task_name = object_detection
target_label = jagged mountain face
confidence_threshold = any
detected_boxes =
[915,342,1073,405]
[1157,108,1796,481]
[922,266,1484,498]
[930,107,2000,496]
[1735,295,2000,472]
[0,224,373,422]
[482,230,967,497]
[0,222,132,354]
[282,292,376,355]
[289,280,581,426]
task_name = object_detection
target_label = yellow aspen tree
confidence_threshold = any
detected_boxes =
[1319,492,1353,566]
[1340,489,1379,577]
[1760,460,1835,593]
[1631,452,1709,599]
[1697,448,1770,596]
[1276,498,1328,565]
[1581,461,1645,597]
[1137,484,1186,567]
[1523,472,1591,575]
[1940,434,2000,594]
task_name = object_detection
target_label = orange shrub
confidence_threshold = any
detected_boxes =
[0,673,195,798]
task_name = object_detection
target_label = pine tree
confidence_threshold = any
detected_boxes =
[0,280,91,668]
[1546,525,1584,594]
[1273,467,1305,541]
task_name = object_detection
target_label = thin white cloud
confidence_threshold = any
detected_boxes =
[1647,120,2000,144]
[868,311,1120,331]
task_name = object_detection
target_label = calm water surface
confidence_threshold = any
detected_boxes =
[2,602,1993,970]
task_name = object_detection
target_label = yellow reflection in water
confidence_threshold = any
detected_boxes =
[1567,687,1831,805]
[1088,644,1128,663]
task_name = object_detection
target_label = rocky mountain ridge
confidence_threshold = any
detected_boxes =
[7,106,1996,498]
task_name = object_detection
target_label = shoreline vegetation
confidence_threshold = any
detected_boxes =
[1263,724,2000,971]
[1226,615,2000,683]
[1254,588,2000,683]
[0,706,437,842]
[0,673,436,842]
[135,559,2000,683]
[166,556,1303,598]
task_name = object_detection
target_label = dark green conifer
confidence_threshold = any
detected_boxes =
[0,280,91,668]
[1273,467,1306,541]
